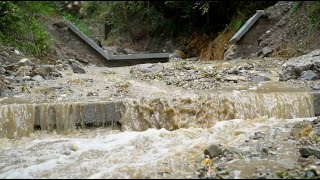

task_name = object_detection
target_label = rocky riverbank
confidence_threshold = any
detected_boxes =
[196,117,320,179]
[2,49,320,101]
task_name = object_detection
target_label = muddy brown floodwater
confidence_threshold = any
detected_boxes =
[0,59,317,178]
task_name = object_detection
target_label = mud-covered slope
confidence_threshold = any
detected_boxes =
[235,1,320,59]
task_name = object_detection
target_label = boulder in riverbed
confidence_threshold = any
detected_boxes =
[204,144,223,159]
[70,62,86,74]
[18,58,34,68]
[279,49,320,81]
[299,146,320,159]
[299,70,318,81]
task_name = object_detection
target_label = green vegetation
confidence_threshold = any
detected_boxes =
[81,1,167,39]
[276,171,295,179]
[63,13,92,36]
[154,72,164,81]
[0,1,277,57]
[235,18,245,31]
[77,1,276,49]
[308,1,320,29]
[0,1,55,57]
[233,1,275,31]
[289,1,301,17]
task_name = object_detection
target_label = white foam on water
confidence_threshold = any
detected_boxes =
[0,117,316,178]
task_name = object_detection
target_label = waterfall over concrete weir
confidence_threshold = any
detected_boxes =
[0,91,315,138]
[120,91,314,131]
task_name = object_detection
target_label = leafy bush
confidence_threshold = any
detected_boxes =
[0,1,54,57]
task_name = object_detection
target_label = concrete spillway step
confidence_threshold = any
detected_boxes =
[0,90,317,138]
